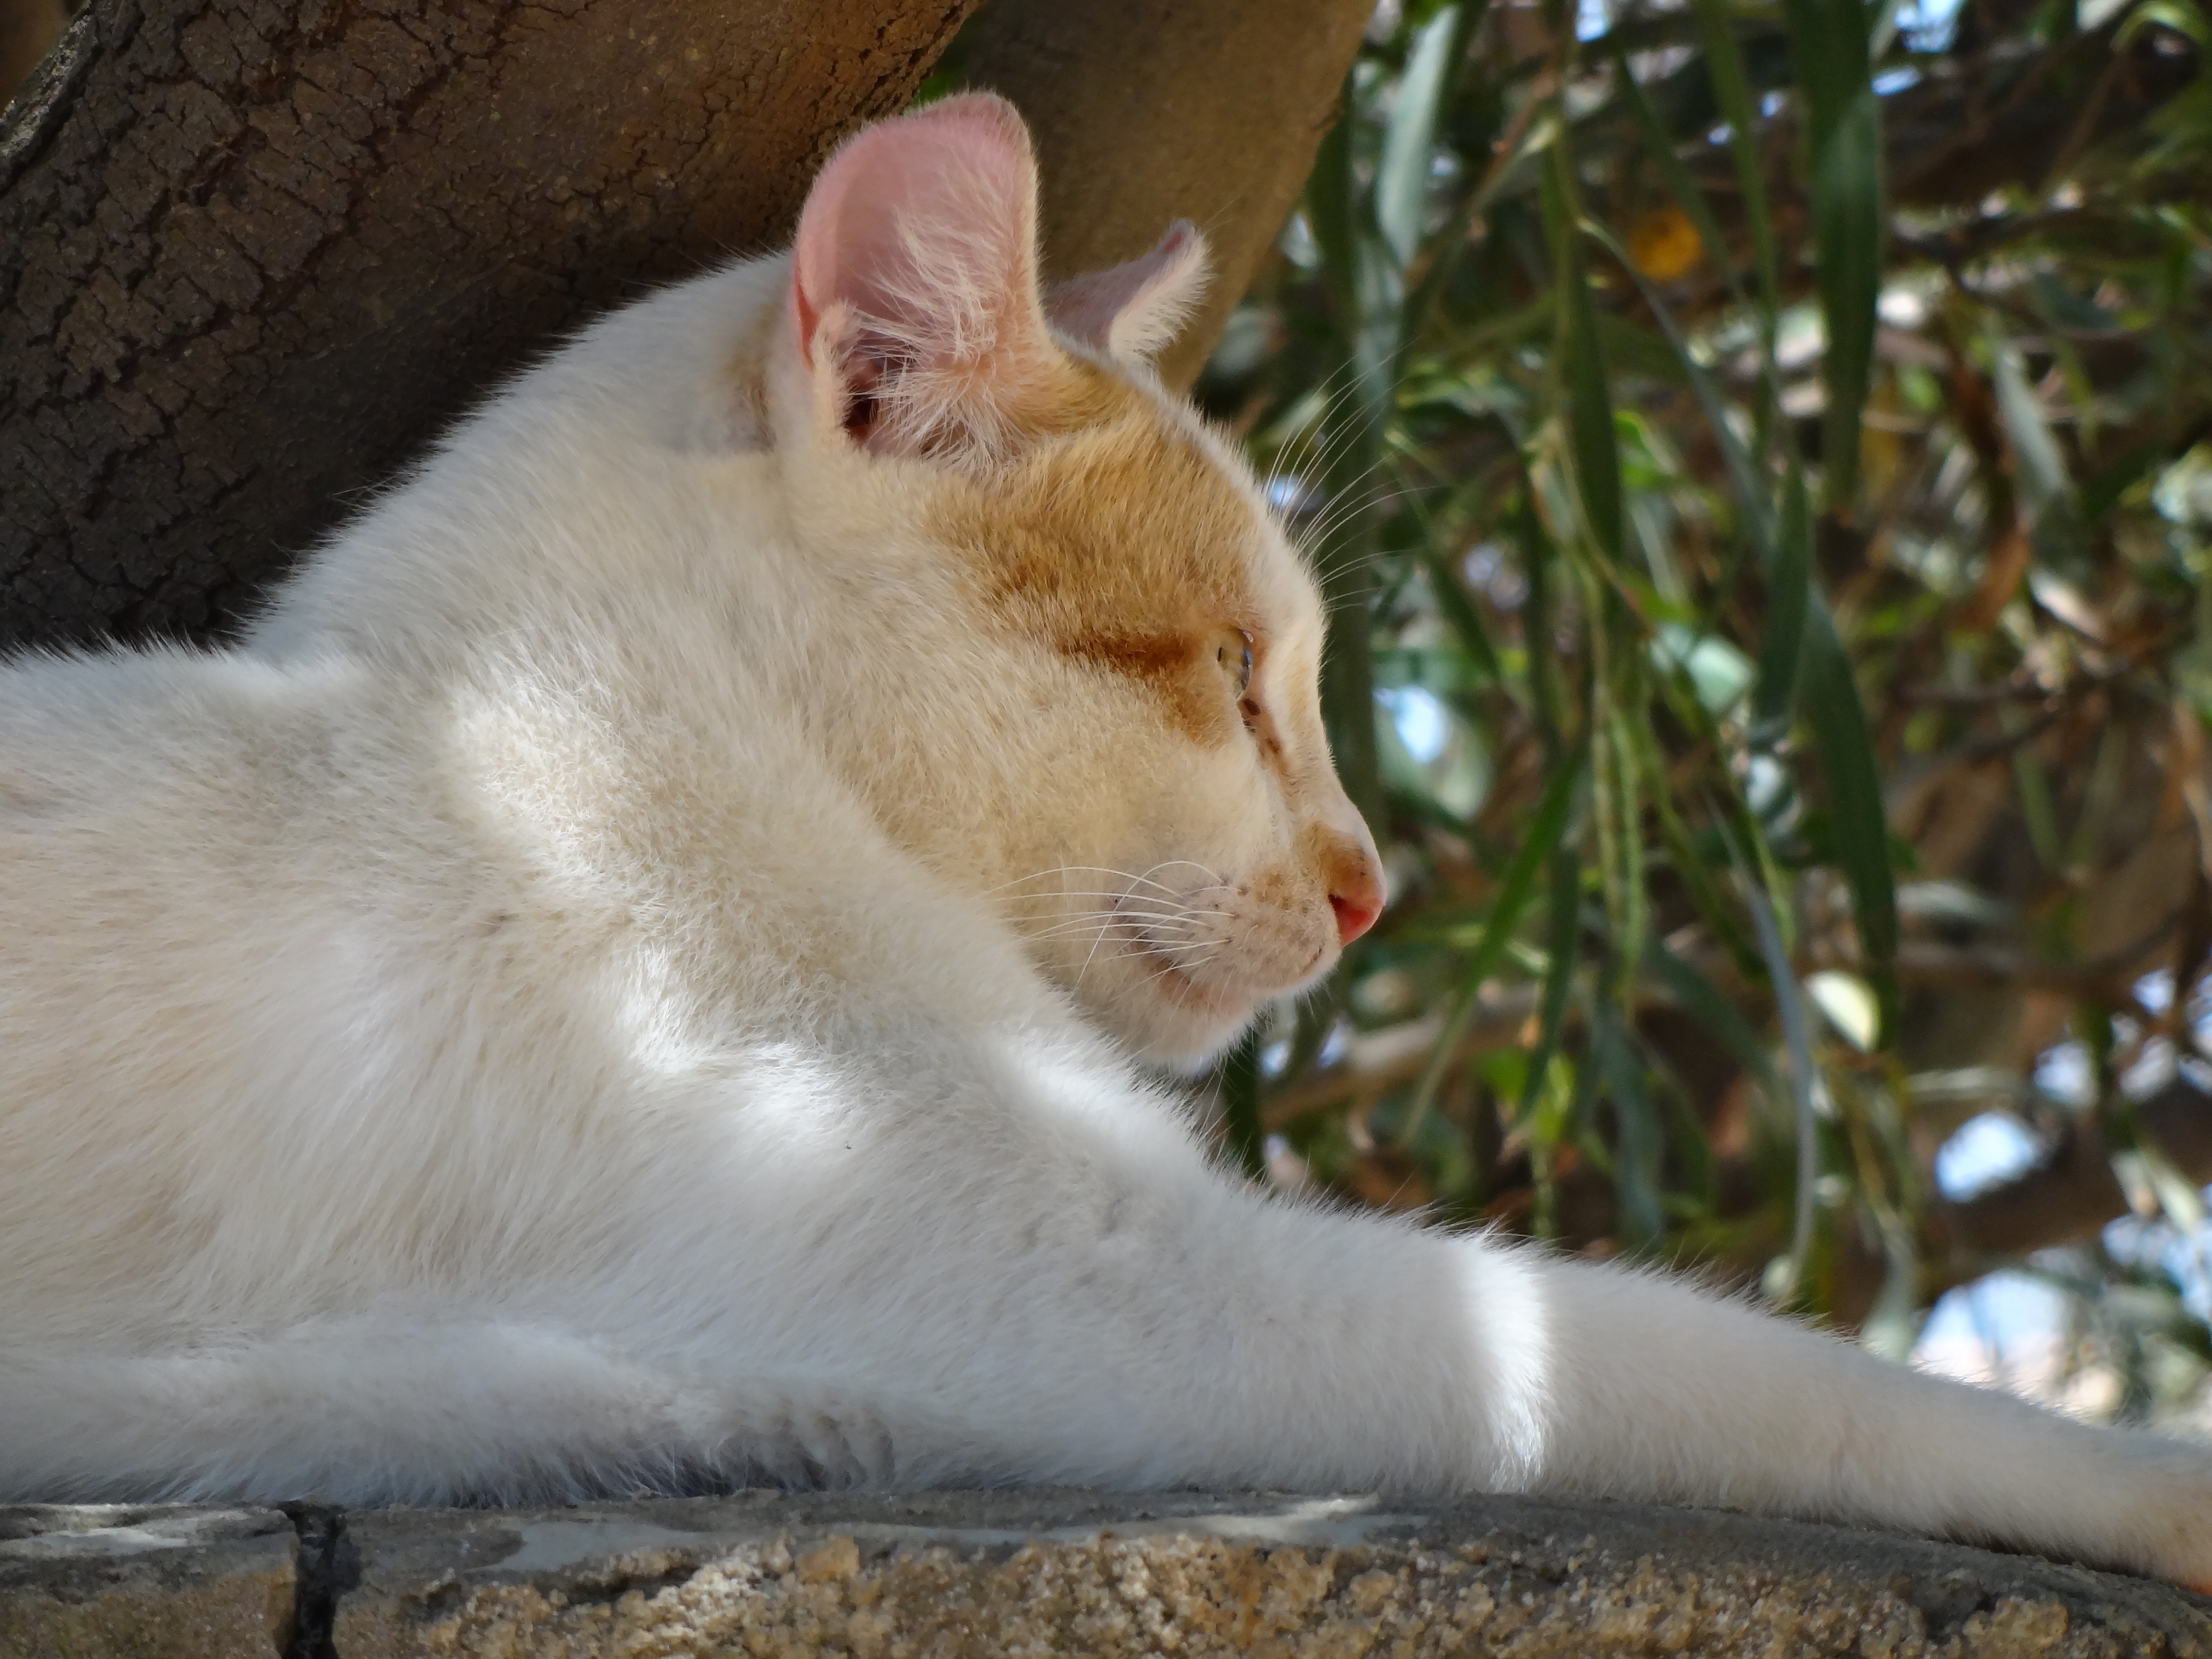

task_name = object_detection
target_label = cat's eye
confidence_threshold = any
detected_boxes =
[1213,629,1253,698]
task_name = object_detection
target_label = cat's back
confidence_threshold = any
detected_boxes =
[0,643,374,933]
[0,644,452,1125]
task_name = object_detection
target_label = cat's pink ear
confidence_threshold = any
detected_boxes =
[1045,223,1211,362]
[791,93,1058,458]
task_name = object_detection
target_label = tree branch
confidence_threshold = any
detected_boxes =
[1935,1073,2212,1267]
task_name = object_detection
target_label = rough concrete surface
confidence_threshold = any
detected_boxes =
[0,1502,296,1658]
[2,1489,2207,1657]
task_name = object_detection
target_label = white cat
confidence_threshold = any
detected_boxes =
[1,92,2207,1587]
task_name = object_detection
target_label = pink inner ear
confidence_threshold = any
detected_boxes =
[1044,222,1209,361]
[792,94,1043,371]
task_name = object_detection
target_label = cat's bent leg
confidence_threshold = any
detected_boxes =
[0,1322,984,1505]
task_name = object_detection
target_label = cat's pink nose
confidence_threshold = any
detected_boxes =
[1329,864,1385,946]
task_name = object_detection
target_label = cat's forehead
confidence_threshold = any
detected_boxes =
[929,375,1323,680]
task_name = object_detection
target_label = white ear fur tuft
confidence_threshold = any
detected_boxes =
[1044,223,1211,363]
[790,93,1060,460]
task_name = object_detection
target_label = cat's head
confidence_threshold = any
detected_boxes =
[766,94,1384,1066]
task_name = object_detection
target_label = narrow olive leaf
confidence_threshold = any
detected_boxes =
[1800,604,1901,1020]
[1583,220,1773,554]
[1405,749,1585,1129]
[1407,95,1553,338]
[1418,543,1506,684]
[1987,323,2088,568]
[1399,477,1506,685]
[2080,436,2169,525]
[1604,703,1650,978]
[1376,3,1467,271]
[1782,0,1882,510]
[1596,1007,1668,1247]
[1688,0,1780,322]
[2004,705,2063,870]
[1642,940,1786,1108]
[1744,878,1823,1295]
[1517,846,1584,1125]
[1650,773,1761,978]
[1988,326,2073,517]
[1750,464,1811,745]
[1588,676,1627,971]
[1539,139,1626,566]
[1306,107,1361,330]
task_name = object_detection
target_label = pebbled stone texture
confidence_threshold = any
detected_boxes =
[322,1489,2212,1658]
[4,1489,2209,1656]
[0,1502,296,1658]
[0,0,980,651]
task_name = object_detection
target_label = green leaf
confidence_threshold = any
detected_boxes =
[2119,0,2211,47]
[1744,878,1822,1298]
[1595,1005,1667,1247]
[1376,4,1468,271]
[1690,0,1781,324]
[1580,217,1774,553]
[1800,603,1901,1002]
[1540,140,1626,565]
[1418,544,1507,685]
[1782,0,1883,510]
[1750,466,1812,744]
[1643,940,1786,1107]
[1518,847,1585,1125]
[1406,748,1586,1128]
[1306,108,1361,332]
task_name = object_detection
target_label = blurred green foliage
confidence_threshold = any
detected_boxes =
[1199,0,2212,1420]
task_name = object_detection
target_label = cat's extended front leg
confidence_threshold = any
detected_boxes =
[746,1058,2212,1586]
[1484,1246,2212,1585]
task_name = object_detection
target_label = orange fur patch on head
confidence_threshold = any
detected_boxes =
[927,373,1268,745]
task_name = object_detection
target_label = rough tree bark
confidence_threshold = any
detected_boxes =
[0,0,1373,651]
[0,0,985,647]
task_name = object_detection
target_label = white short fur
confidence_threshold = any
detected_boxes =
[2,94,2208,1586]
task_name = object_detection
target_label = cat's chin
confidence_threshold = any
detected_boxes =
[1102,961,1275,1073]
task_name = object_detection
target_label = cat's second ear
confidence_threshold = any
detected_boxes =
[1044,223,1211,363]
[790,93,1062,461]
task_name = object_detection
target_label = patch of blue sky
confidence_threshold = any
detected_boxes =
[1380,684,1451,765]
[1895,0,1964,51]
[2034,1040,2095,1108]
[1936,1111,2042,1201]
[2137,967,2176,1016]
[1914,1270,2069,1372]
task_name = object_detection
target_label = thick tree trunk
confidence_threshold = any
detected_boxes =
[0,0,63,104]
[0,0,1375,651]
[0,0,982,648]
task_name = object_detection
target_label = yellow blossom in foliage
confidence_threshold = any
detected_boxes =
[1628,205,1703,280]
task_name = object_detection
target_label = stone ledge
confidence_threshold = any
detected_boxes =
[0,1502,296,1658]
[4,1490,2207,1657]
